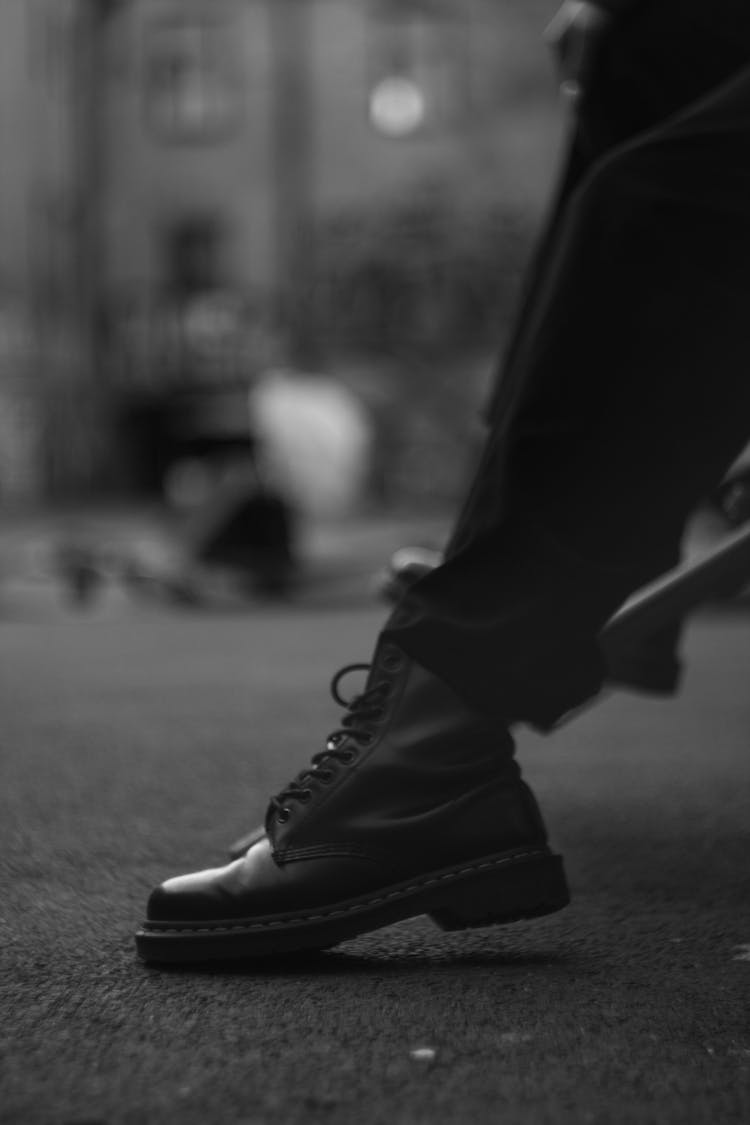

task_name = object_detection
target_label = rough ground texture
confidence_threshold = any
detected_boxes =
[2,603,750,1125]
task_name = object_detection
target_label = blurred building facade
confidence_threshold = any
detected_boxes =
[0,0,563,501]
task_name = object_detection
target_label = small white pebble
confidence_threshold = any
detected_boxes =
[410,1047,437,1062]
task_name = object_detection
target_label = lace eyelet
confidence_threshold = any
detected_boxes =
[339,749,357,763]
[380,648,405,672]
[276,807,292,824]
[317,768,335,784]
[299,789,313,804]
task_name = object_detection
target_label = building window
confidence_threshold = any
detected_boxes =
[143,13,241,143]
[368,0,472,138]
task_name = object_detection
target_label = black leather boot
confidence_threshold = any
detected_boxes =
[135,642,568,963]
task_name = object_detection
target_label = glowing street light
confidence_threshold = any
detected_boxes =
[369,75,426,137]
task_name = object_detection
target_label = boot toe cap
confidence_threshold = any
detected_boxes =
[145,838,285,923]
[147,866,233,923]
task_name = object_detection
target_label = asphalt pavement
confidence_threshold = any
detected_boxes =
[2,593,750,1124]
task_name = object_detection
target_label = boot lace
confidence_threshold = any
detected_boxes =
[269,663,392,823]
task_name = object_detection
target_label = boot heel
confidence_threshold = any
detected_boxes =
[428,853,569,932]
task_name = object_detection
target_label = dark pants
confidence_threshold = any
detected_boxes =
[385,2,750,728]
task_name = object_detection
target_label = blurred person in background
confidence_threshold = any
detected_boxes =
[124,218,371,604]
[136,0,750,962]
[135,359,372,603]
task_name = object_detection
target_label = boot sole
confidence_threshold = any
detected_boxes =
[135,847,569,964]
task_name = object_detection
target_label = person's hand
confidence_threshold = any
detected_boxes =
[544,1,614,104]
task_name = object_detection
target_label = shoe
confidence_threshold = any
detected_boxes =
[135,643,569,963]
[227,823,266,860]
[376,545,443,604]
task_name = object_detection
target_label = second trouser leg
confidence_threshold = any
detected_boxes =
[384,65,750,728]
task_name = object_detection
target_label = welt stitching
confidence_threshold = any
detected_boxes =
[277,844,386,863]
[146,848,547,935]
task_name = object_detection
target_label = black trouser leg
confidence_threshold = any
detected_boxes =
[384,54,750,727]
